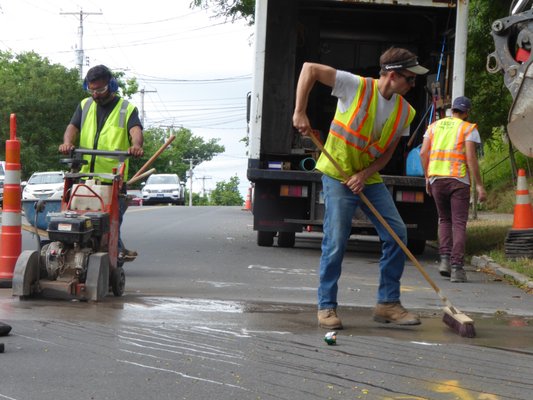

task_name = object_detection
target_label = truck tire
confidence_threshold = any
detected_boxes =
[407,238,426,255]
[277,232,295,248]
[257,231,275,247]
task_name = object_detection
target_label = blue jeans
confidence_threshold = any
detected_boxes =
[318,175,407,309]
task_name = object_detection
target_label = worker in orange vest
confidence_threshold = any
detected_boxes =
[420,96,487,282]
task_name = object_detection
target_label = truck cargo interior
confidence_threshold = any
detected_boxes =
[248,0,461,253]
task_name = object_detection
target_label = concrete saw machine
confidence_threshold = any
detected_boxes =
[488,6,533,156]
[13,149,131,301]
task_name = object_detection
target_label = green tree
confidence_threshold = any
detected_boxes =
[0,51,141,178]
[0,51,85,178]
[209,175,243,205]
[114,71,139,99]
[129,126,225,186]
[192,191,210,205]
[190,0,255,24]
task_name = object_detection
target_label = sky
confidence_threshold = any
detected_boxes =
[0,0,255,197]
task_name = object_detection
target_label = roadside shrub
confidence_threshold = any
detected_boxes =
[480,127,531,189]
[478,127,533,213]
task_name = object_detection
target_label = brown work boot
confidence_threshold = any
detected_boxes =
[373,302,421,325]
[317,309,343,330]
[450,265,467,283]
[439,255,451,277]
[119,248,138,262]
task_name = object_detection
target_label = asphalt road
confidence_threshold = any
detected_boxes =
[0,206,532,400]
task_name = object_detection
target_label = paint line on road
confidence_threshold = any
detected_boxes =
[241,328,292,335]
[0,393,20,400]
[125,297,244,313]
[248,264,317,276]
[117,359,250,391]
[272,286,316,291]
[410,341,442,346]
[195,326,252,338]
[196,280,245,288]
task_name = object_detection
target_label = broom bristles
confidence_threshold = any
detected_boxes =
[442,306,476,338]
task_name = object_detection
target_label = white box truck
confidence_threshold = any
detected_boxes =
[247,0,469,254]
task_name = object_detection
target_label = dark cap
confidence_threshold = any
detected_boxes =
[381,57,429,75]
[452,96,472,113]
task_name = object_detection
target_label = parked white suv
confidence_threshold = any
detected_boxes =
[22,171,65,200]
[141,174,185,205]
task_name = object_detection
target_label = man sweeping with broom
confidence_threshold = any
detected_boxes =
[292,47,427,330]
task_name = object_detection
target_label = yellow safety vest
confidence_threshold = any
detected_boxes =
[79,98,135,180]
[427,117,477,178]
[315,77,415,184]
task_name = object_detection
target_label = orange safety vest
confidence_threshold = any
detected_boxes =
[315,77,415,184]
[427,117,477,178]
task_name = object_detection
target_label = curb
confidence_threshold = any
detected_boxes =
[471,255,533,291]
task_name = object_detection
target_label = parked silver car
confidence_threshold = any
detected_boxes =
[22,171,65,200]
[141,174,185,205]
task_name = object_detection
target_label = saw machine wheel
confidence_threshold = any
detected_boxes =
[110,267,125,297]
[12,250,41,299]
[85,253,110,301]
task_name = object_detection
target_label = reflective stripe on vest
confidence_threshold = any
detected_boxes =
[427,117,477,178]
[79,97,134,180]
[316,76,415,184]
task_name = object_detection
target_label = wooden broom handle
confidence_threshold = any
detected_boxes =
[130,135,176,181]
[127,168,156,186]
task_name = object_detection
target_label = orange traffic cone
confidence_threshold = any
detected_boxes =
[242,186,252,211]
[512,169,533,229]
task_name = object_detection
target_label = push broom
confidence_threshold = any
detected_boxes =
[308,132,476,338]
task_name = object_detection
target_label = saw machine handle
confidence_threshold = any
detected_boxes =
[73,148,130,162]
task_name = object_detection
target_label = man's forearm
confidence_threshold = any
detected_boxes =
[63,124,78,146]
[129,126,143,147]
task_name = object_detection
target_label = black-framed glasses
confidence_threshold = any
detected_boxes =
[87,85,108,95]
[395,71,416,85]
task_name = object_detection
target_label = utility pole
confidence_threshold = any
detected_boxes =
[198,176,212,197]
[183,158,200,207]
[139,87,157,126]
[60,9,103,79]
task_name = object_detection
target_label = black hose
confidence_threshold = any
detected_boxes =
[33,200,46,269]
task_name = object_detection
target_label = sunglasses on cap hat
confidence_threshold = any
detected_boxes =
[382,57,429,75]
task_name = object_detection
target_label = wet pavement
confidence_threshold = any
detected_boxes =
[1,293,532,400]
[0,206,532,399]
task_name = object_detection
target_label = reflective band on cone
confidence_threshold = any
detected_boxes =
[0,114,21,288]
[512,169,533,230]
